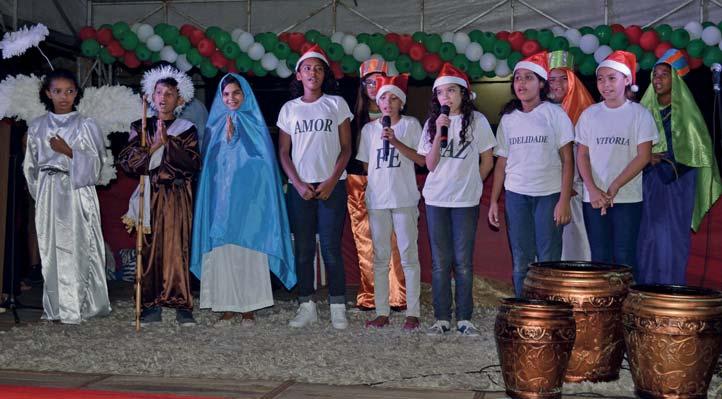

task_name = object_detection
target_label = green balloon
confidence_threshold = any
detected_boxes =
[341,55,358,74]
[81,39,100,57]
[151,52,161,63]
[305,29,321,43]
[524,29,538,41]
[236,53,253,72]
[316,35,331,52]
[155,23,170,36]
[537,30,554,49]
[718,21,722,32]
[549,36,569,51]
[136,44,152,61]
[595,25,612,45]
[578,54,597,76]
[493,40,511,59]
[222,42,241,59]
[452,54,469,72]
[670,28,690,49]
[703,46,722,67]
[173,35,191,54]
[286,53,300,70]
[412,31,427,43]
[484,70,496,78]
[252,61,268,77]
[655,24,673,41]
[439,42,457,61]
[159,25,179,46]
[382,42,399,61]
[506,51,523,69]
[467,61,483,80]
[120,32,139,51]
[112,21,130,39]
[626,44,643,60]
[273,42,292,60]
[214,31,232,48]
[480,32,497,52]
[424,34,442,53]
[369,33,386,53]
[261,32,279,51]
[702,21,715,28]
[205,26,222,39]
[356,33,370,45]
[410,61,426,80]
[325,42,344,61]
[185,48,202,65]
[579,26,594,35]
[395,54,412,73]
[99,47,116,64]
[569,46,584,62]
[687,39,706,58]
[639,52,657,70]
[200,59,218,78]
[469,30,484,43]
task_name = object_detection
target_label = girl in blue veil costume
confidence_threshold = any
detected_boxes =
[191,73,296,325]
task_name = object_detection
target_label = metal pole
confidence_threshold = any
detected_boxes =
[453,0,507,32]
[516,0,570,29]
[164,0,168,23]
[332,0,337,34]
[643,0,695,28]
[510,0,515,31]
[247,0,252,32]
[604,0,609,25]
[700,0,705,23]
[339,1,391,33]
[280,2,333,34]
[420,0,424,32]
[87,0,93,26]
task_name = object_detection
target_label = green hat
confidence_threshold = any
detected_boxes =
[548,50,575,70]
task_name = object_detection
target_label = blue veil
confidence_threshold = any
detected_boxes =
[190,73,296,289]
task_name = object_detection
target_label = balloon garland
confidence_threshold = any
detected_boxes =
[77,21,722,79]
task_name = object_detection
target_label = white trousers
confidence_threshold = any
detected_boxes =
[367,206,421,318]
[562,183,591,261]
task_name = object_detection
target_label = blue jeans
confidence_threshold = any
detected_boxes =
[504,191,563,296]
[287,181,347,304]
[425,204,479,321]
[583,201,642,275]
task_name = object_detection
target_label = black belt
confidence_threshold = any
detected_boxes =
[39,167,69,175]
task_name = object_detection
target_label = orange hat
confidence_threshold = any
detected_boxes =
[514,51,549,80]
[375,74,408,105]
[295,44,329,71]
[433,63,475,99]
[359,58,388,78]
[597,50,639,92]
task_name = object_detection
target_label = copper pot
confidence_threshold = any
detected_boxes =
[623,284,722,399]
[494,298,576,399]
[522,261,633,383]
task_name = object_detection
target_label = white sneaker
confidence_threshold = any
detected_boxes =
[289,301,318,328]
[457,320,480,336]
[330,304,348,330]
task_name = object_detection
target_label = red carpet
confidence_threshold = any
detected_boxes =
[0,385,219,399]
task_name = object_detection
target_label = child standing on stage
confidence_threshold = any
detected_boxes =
[488,52,575,296]
[576,51,658,273]
[23,69,111,324]
[356,74,424,331]
[417,64,496,336]
[277,45,353,330]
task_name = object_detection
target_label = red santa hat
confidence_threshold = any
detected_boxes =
[433,63,476,99]
[375,74,408,105]
[514,51,549,80]
[597,50,639,92]
[295,44,329,71]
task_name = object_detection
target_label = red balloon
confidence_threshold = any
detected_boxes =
[496,30,510,41]
[385,33,401,44]
[190,29,206,46]
[300,41,314,54]
[654,42,673,58]
[197,38,216,57]
[123,52,140,69]
[422,53,442,74]
[287,33,306,52]
[508,31,525,52]
[96,28,113,45]
[107,40,125,57]
[278,32,290,43]
[397,34,414,54]
[227,63,239,73]
[79,26,97,41]
[611,24,625,33]
[688,56,703,69]
[330,61,344,80]
[408,42,426,61]
[211,51,228,69]
[639,31,660,52]
[180,24,196,37]
[521,40,541,57]
[625,25,643,45]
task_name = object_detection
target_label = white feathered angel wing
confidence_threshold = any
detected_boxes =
[0,74,45,122]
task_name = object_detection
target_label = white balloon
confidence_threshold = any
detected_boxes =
[175,54,193,72]
[352,43,371,62]
[441,32,454,43]
[247,42,265,60]
[564,28,582,46]
[465,42,483,62]
[160,45,178,63]
[146,34,164,52]
[261,52,279,70]
[718,40,722,51]
[579,34,600,54]
[276,61,293,78]
[387,61,399,76]
[702,26,722,46]
[137,24,155,42]
[495,60,511,77]
[331,31,346,44]
[480,53,497,72]
[131,23,141,34]
[593,45,613,63]
[453,31,471,53]
[342,34,357,55]
[231,28,245,41]
[684,21,704,40]
[552,26,565,37]
[371,53,384,60]
[237,32,255,52]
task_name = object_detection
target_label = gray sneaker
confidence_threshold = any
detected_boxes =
[457,320,480,336]
[176,309,196,326]
[138,306,162,326]
[426,320,451,336]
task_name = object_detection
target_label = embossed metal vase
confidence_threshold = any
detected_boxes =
[523,261,633,383]
[494,298,576,399]
[623,285,722,399]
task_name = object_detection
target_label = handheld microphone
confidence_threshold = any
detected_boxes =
[712,63,721,93]
[381,115,391,161]
[439,105,450,148]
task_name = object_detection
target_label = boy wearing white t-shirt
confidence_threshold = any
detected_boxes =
[356,75,424,331]
[576,51,657,272]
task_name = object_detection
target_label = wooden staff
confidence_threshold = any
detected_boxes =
[135,95,148,332]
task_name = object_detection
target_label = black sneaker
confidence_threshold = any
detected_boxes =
[176,309,196,326]
[138,306,162,325]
